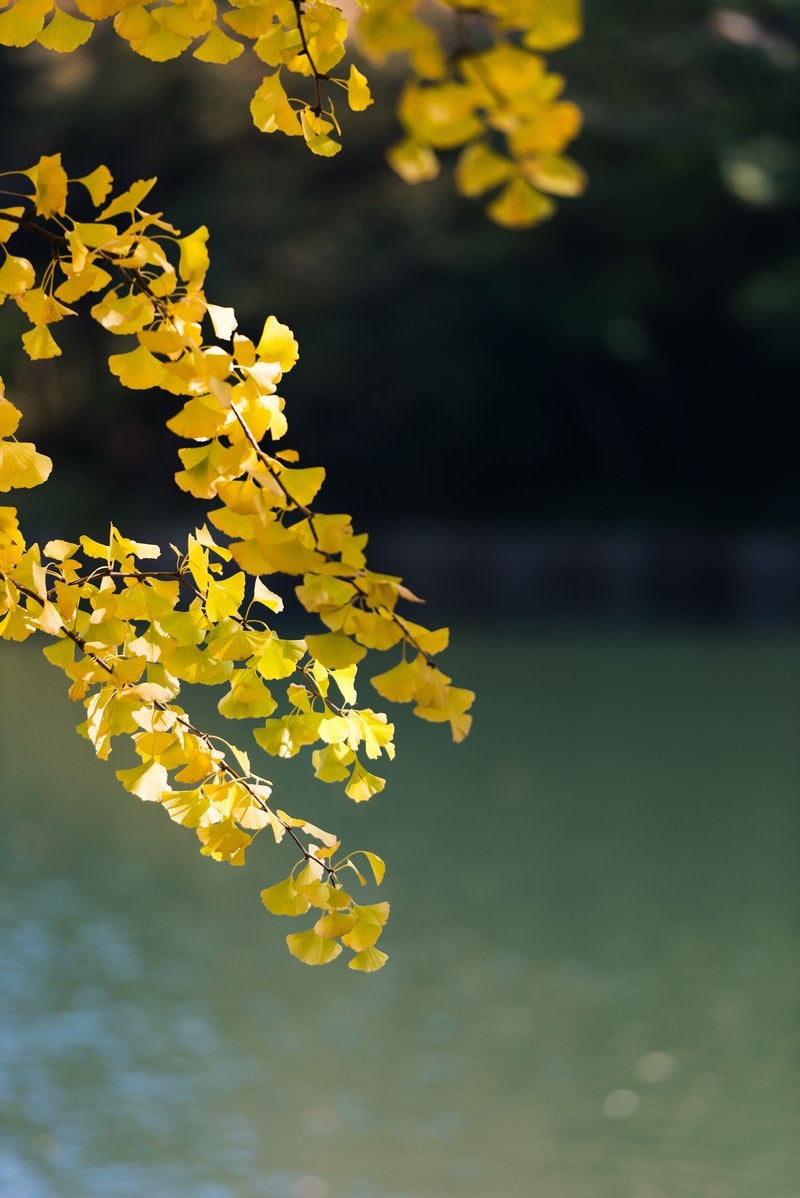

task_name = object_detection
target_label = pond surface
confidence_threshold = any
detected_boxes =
[0,632,798,1198]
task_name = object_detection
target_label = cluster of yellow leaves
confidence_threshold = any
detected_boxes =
[0,157,475,968]
[0,0,583,223]
[0,0,372,157]
[367,0,586,227]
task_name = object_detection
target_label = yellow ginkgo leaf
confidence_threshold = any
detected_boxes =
[23,153,68,218]
[255,314,299,371]
[114,4,190,61]
[37,6,93,52]
[177,225,210,284]
[250,72,303,137]
[108,344,166,389]
[206,303,238,340]
[345,760,385,803]
[193,24,243,63]
[0,205,25,243]
[305,631,366,670]
[261,876,310,916]
[115,760,170,803]
[348,946,389,972]
[0,396,22,438]
[21,324,61,360]
[0,254,35,296]
[524,0,582,51]
[0,0,51,48]
[97,176,157,220]
[522,153,587,197]
[314,911,357,939]
[286,928,342,965]
[0,440,53,491]
[347,63,372,111]
[399,82,483,150]
[487,177,555,228]
[370,657,420,703]
[385,138,440,185]
[218,669,278,720]
[455,141,513,198]
[205,570,245,622]
[75,164,113,206]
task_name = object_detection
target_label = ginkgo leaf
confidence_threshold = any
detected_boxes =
[340,920,383,952]
[193,24,243,63]
[314,911,356,939]
[205,571,245,622]
[17,287,73,326]
[36,599,62,634]
[37,6,93,52]
[161,787,211,828]
[286,929,342,965]
[345,760,385,803]
[346,63,372,111]
[455,141,513,198]
[252,577,284,613]
[177,226,210,284]
[399,82,483,150]
[0,397,22,438]
[348,709,394,760]
[108,344,166,389]
[0,254,35,296]
[312,743,354,783]
[111,525,160,561]
[524,0,582,50]
[330,663,357,705]
[116,760,170,803]
[386,138,439,185]
[0,205,25,243]
[253,633,305,679]
[0,441,53,490]
[255,315,299,371]
[114,4,190,61]
[357,850,386,886]
[196,819,252,862]
[305,632,366,670]
[218,669,277,720]
[91,290,154,334]
[487,176,556,227]
[261,876,310,916]
[348,946,389,972]
[522,154,587,197]
[24,153,68,218]
[0,0,50,47]
[98,176,157,220]
[206,303,238,339]
[370,658,420,703]
[340,901,389,950]
[75,164,113,206]
[414,684,475,742]
[254,713,321,758]
[250,72,303,137]
[295,880,352,910]
[272,464,325,508]
[55,264,112,302]
[300,110,341,158]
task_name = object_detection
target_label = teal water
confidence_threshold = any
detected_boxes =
[0,633,797,1198]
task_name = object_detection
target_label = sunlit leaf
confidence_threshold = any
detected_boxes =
[286,928,342,965]
[348,946,389,972]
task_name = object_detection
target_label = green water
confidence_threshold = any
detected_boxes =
[0,633,797,1198]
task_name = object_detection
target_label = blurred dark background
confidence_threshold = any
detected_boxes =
[1,0,799,622]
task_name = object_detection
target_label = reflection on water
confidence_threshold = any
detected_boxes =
[0,634,798,1197]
